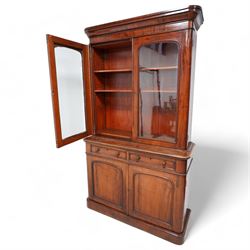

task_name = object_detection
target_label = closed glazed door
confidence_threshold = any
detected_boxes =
[133,31,191,149]
[87,156,128,213]
[129,165,179,230]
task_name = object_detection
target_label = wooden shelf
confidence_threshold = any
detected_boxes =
[141,89,177,93]
[139,134,176,143]
[94,69,132,73]
[97,129,131,139]
[95,89,133,93]
[95,89,176,93]
[140,66,177,71]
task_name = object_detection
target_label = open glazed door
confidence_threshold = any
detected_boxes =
[47,35,93,147]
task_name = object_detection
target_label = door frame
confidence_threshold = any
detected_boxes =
[47,35,93,147]
[132,30,192,149]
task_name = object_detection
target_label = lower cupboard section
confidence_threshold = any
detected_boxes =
[86,155,187,233]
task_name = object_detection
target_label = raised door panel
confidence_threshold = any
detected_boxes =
[87,156,128,213]
[129,165,179,230]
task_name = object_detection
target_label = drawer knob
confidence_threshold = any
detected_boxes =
[116,152,121,158]
[136,155,141,162]
[95,147,100,153]
[162,161,167,167]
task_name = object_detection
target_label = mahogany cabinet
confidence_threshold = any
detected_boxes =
[47,5,203,244]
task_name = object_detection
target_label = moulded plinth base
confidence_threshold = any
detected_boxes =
[87,198,191,245]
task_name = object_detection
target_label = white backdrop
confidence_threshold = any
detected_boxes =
[0,1,249,249]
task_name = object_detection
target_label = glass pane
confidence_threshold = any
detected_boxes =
[139,42,178,142]
[55,47,85,139]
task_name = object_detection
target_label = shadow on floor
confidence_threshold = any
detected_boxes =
[187,143,246,234]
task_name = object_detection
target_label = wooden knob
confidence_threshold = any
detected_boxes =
[162,161,166,167]
[116,152,121,157]
[136,155,141,162]
[95,147,100,153]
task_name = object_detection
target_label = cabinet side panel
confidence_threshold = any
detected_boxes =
[183,159,192,220]
[176,29,193,149]
[187,30,197,143]
[172,160,187,232]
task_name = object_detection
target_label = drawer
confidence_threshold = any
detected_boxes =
[90,145,127,160]
[129,152,175,171]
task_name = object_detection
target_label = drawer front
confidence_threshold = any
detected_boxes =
[90,145,127,160]
[129,152,175,171]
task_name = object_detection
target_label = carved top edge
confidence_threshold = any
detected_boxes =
[85,5,203,38]
[84,135,195,160]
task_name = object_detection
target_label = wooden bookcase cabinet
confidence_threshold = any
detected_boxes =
[47,5,203,245]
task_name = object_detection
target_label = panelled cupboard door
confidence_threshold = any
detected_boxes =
[87,156,128,213]
[47,35,93,147]
[128,165,182,232]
